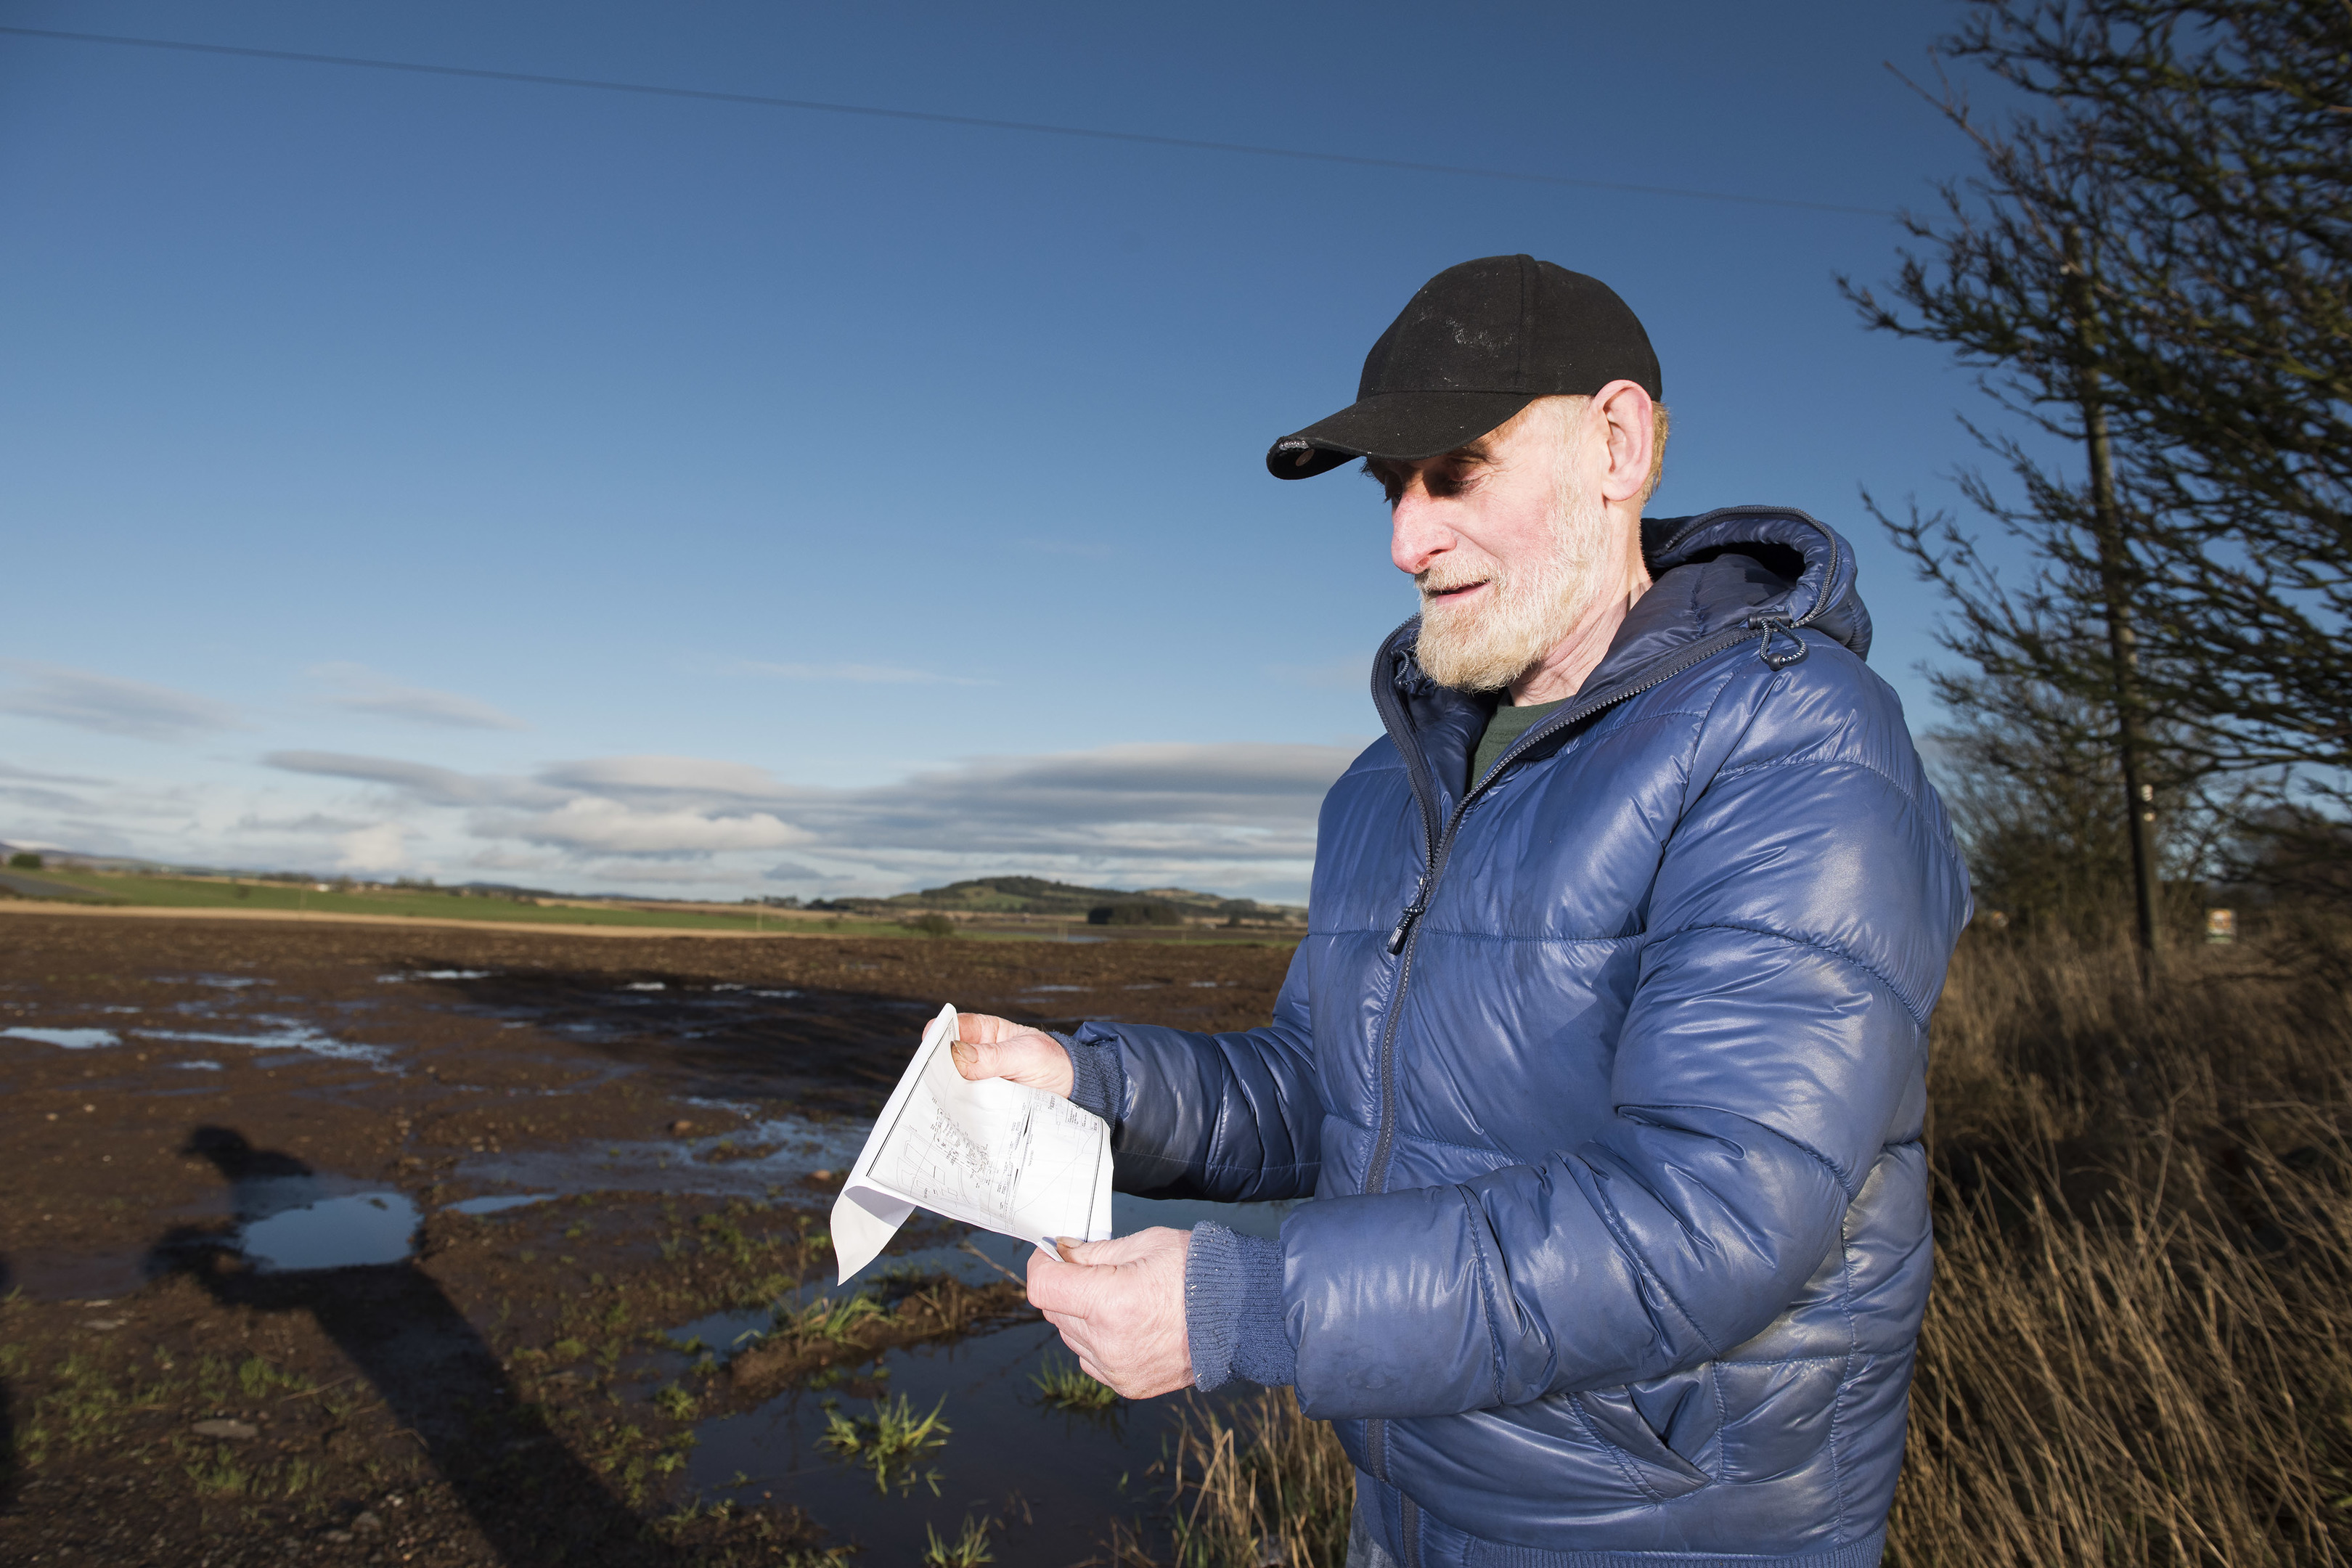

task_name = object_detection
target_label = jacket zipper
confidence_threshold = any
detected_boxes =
[1356,507,1839,1490]
[1365,615,1792,1185]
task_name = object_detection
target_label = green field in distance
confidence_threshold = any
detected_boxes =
[12,870,914,934]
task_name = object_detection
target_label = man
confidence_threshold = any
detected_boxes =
[955,256,1970,1568]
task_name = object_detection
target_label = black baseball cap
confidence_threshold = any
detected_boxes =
[1266,254,1661,480]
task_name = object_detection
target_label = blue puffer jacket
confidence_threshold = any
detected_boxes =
[1067,507,1970,1568]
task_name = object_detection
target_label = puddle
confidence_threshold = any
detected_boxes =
[380,969,493,983]
[690,1317,1203,1561]
[175,1059,224,1071]
[2,1026,122,1050]
[133,1018,394,1070]
[446,1193,559,1217]
[673,1190,1296,1556]
[239,1191,420,1271]
[675,1193,1296,1376]
[623,981,667,992]
[455,1112,872,1202]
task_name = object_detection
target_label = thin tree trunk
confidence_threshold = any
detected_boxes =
[2083,389,2164,973]
[2069,229,2163,976]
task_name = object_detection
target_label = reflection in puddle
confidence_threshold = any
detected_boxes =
[240,1191,420,1271]
[446,1192,560,1217]
[456,1112,873,1202]
[2,1026,122,1050]
[134,1019,393,1070]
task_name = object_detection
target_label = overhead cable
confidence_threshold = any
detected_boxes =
[0,24,1898,219]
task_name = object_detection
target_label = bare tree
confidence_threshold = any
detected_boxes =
[1845,0,2351,966]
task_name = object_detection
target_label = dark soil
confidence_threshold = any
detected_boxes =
[0,913,1291,1566]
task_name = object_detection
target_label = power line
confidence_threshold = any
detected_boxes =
[0,23,1898,220]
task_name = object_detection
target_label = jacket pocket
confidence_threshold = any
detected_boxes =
[1572,1373,1719,1499]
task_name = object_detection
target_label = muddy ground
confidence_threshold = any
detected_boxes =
[0,913,1294,1566]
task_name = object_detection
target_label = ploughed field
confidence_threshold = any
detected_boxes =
[0,912,1294,1566]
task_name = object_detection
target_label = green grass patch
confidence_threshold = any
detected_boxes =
[1030,1352,1119,1412]
[817,1393,950,1495]
[923,1513,997,1566]
[21,870,923,934]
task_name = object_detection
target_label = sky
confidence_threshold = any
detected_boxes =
[1,1,2025,904]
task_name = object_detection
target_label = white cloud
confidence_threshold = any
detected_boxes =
[262,751,552,807]
[335,822,412,872]
[265,740,1356,892]
[0,782,91,812]
[541,755,788,800]
[481,797,808,857]
[0,663,239,741]
[62,735,1361,901]
[0,760,107,785]
[234,812,371,833]
[739,660,991,687]
[313,663,528,731]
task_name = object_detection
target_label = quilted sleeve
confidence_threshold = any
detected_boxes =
[1075,938,1323,1203]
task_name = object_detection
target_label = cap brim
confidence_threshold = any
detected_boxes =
[1265,391,1538,480]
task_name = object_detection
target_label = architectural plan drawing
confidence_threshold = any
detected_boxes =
[831,1003,1114,1284]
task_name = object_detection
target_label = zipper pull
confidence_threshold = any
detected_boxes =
[1387,887,1429,955]
[1747,610,1809,670]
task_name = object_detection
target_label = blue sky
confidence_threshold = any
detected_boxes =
[1,1,2014,902]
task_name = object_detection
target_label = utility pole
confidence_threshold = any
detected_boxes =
[2067,227,2163,976]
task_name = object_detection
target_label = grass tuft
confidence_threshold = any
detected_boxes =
[922,1512,996,1565]
[816,1392,951,1495]
[1031,1352,1120,1412]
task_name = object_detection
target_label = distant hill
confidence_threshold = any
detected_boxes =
[809,875,1304,923]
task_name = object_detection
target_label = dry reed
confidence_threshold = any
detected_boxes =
[1134,933,2352,1567]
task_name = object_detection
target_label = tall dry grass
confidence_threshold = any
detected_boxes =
[1138,932,2352,1567]
[1892,931,2352,1566]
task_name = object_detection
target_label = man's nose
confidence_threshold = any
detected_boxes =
[1391,489,1453,575]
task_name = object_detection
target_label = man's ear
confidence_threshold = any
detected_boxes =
[1591,380,1656,505]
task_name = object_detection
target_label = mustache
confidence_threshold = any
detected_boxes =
[1417,565,1495,598]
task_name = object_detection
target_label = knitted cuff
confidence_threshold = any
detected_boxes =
[1055,1029,1127,1124]
[1184,1222,1297,1392]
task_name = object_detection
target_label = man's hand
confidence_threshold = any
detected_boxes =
[950,1012,1074,1098]
[1027,1227,1193,1398]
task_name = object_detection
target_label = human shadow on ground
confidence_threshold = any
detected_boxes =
[147,1128,683,1567]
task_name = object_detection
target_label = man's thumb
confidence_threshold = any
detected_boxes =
[950,1038,999,1081]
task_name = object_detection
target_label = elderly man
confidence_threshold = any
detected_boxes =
[955,256,1970,1568]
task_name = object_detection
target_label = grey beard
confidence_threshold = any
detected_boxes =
[1413,489,1612,693]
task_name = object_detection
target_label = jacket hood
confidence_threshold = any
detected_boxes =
[1373,506,1873,810]
[1379,505,1870,710]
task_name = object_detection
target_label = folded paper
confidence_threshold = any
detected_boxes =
[830,1003,1114,1284]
